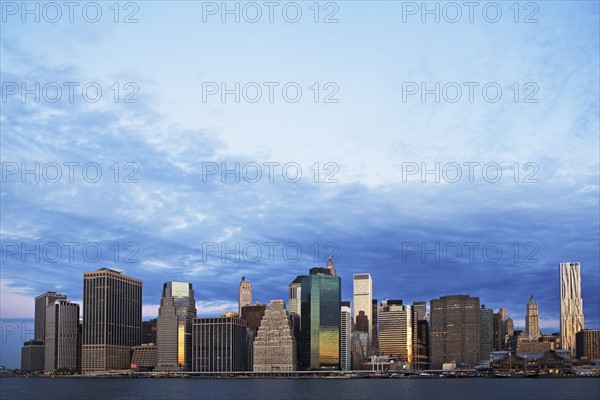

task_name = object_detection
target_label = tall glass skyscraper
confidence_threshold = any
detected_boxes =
[560,262,584,357]
[156,281,197,371]
[301,267,341,370]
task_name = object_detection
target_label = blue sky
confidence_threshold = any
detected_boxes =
[1,1,599,368]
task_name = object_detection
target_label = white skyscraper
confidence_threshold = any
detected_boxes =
[560,262,584,357]
[353,274,373,341]
[341,304,352,371]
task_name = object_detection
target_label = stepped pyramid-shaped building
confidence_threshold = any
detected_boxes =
[253,300,297,372]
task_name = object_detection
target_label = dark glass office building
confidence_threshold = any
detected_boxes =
[301,267,341,370]
[191,317,247,372]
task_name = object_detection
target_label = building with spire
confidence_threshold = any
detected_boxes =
[560,262,584,358]
[526,295,541,340]
[239,277,252,317]
[326,256,337,276]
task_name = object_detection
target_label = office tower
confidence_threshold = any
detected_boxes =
[378,300,417,368]
[493,307,509,351]
[560,262,584,357]
[35,291,67,341]
[326,255,337,276]
[353,273,373,342]
[82,268,142,372]
[351,331,369,370]
[430,295,480,369]
[191,317,247,372]
[525,295,541,340]
[156,282,197,371]
[142,319,158,344]
[479,305,493,366]
[21,340,44,372]
[44,299,80,371]
[414,320,430,370]
[239,277,252,316]
[253,300,296,371]
[356,311,369,332]
[301,267,341,370]
[371,299,378,350]
[241,303,267,370]
[340,303,352,370]
[413,301,426,321]
[130,344,157,372]
[576,329,599,360]
[288,276,304,316]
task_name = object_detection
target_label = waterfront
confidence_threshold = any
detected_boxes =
[1,377,599,400]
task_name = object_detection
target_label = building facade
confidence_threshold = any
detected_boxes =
[430,295,480,369]
[35,291,67,341]
[156,282,197,371]
[301,267,341,370]
[526,295,541,340]
[44,299,80,371]
[576,329,599,360]
[479,305,493,366]
[340,304,352,370]
[82,268,142,373]
[560,262,584,357]
[353,273,373,342]
[253,300,296,371]
[378,300,417,368]
[191,317,247,372]
[241,303,267,371]
[21,340,45,372]
[288,276,304,316]
[239,277,252,316]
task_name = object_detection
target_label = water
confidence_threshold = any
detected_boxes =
[1,377,599,400]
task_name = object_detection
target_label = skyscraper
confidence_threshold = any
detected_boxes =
[239,277,252,316]
[412,301,427,321]
[156,281,197,371]
[526,294,541,340]
[378,300,417,368]
[241,303,267,370]
[355,311,369,333]
[253,300,296,372]
[82,268,142,373]
[493,307,509,351]
[340,303,352,371]
[301,267,341,370]
[35,291,67,341]
[353,273,373,342]
[288,276,304,316]
[414,320,430,370]
[479,305,493,366]
[191,317,247,372]
[560,262,584,357]
[430,295,480,369]
[44,299,80,371]
[576,329,599,360]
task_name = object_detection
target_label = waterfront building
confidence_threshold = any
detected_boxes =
[576,329,600,360]
[21,340,44,372]
[253,300,296,372]
[351,331,369,370]
[300,267,341,370]
[479,305,493,365]
[378,300,416,368]
[44,299,80,371]
[430,295,480,369]
[35,291,67,341]
[191,317,247,372]
[560,262,584,357]
[130,344,157,372]
[340,303,352,370]
[156,282,196,371]
[353,273,373,341]
[241,303,267,370]
[82,268,142,373]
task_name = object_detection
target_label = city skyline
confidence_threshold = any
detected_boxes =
[2,259,597,369]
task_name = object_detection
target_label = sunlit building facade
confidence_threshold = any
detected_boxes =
[301,267,341,370]
[526,295,541,340]
[353,273,373,342]
[239,277,253,316]
[560,262,584,357]
[156,281,196,371]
